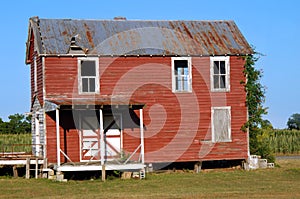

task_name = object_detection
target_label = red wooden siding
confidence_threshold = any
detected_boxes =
[29,32,34,102]
[37,55,44,105]
[45,112,79,163]
[43,56,248,163]
[100,56,247,162]
[30,56,34,101]
[30,55,44,107]
[44,57,78,98]
[28,31,44,106]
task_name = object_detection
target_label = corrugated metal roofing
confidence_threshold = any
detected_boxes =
[28,17,253,56]
[46,97,145,110]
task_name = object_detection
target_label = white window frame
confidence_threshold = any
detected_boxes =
[171,57,192,93]
[78,57,99,94]
[211,106,232,143]
[210,56,230,92]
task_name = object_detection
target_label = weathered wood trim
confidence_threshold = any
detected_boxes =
[140,109,144,164]
[211,106,232,143]
[210,56,230,92]
[56,108,60,167]
[77,57,100,94]
[171,57,192,93]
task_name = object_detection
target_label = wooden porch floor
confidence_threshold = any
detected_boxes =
[0,153,44,165]
[56,161,146,172]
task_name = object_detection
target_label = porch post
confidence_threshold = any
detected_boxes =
[139,109,145,164]
[99,109,105,166]
[56,108,60,167]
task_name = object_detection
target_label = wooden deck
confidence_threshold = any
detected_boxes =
[0,153,44,164]
[0,153,45,178]
[0,153,145,180]
[55,161,146,172]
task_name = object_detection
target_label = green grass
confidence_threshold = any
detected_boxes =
[0,159,299,198]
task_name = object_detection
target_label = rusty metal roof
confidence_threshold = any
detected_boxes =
[46,97,145,110]
[27,17,253,57]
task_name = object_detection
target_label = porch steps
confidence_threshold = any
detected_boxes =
[244,155,275,170]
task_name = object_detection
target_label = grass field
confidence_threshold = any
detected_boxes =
[0,134,31,153]
[0,158,299,198]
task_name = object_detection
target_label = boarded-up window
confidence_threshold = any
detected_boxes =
[212,107,231,142]
[78,58,99,94]
[210,56,230,92]
[172,57,192,92]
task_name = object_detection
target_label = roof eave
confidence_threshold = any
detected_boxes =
[38,52,253,58]
[25,22,33,65]
[25,17,44,65]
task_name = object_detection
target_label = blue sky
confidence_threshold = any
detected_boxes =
[0,0,299,128]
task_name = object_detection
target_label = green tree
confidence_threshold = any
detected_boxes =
[241,53,274,162]
[261,119,273,130]
[0,117,9,134]
[0,114,31,134]
[287,113,300,130]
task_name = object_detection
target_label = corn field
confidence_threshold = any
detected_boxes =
[265,130,300,155]
[0,130,299,155]
[0,133,32,153]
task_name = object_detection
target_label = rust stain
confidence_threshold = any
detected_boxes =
[86,30,94,48]
[168,21,176,30]
[84,23,95,48]
[201,32,211,49]
[181,22,193,39]
[227,21,251,53]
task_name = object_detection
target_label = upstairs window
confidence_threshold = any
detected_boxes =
[211,106,231,142]
[210,56,230,92]
[78,58,99,94]
[172,57,192,92]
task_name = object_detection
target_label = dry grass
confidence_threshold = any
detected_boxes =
[0,158,299,199]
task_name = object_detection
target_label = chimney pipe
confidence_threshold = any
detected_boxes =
[113,16,127,21]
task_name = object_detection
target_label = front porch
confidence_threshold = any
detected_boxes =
[44,98,146,178]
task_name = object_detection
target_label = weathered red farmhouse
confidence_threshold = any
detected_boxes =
[25,16,253,172]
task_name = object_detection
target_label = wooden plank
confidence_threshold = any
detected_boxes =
[13,165,18,178]
[35,158,38,179]
[101,165,106,182]
[26,158,30,179]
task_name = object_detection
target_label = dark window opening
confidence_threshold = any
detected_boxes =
[213,61,227,89]
[80,60,97,93]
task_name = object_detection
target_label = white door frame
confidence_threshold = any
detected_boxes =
[104,113,123,160]
[79,112,100,162]
[79,111,123,162]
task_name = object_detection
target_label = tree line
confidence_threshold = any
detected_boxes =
[0,114,31,134]
[287,113,300,130]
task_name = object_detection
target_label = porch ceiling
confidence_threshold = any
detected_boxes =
[45,97,145,110]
